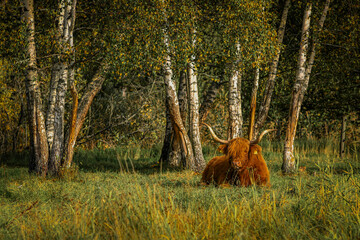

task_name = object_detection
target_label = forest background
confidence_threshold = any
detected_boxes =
[0,0,359,165]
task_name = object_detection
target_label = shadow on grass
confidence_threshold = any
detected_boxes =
[269,160,360,176]
[78,157,192,176]
[0,148,184,176]
[304,165,360,175]
[0,151,29,168]
[1,146,359,177]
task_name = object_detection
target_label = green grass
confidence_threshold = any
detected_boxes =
[0,140,360,239]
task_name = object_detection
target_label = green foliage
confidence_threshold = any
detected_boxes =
[0,0,359,160]
[1,141,360,239]
[304,1,360,118]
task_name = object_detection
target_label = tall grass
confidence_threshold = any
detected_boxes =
[1,139,359,239]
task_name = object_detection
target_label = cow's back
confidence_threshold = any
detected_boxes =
[201,156,232,185]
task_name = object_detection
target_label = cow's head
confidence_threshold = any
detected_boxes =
[203,123,275,170]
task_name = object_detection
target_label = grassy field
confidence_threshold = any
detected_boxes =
[0,140,359,239]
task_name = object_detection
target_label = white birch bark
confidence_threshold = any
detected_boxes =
[23,0,105,175]
[48,0,77,174]
[161,0,195,170]
[304,0,331,87]
[163,49,195,169]
[46,0,68,148]
[22,0,49,175]
[228,42,243,139]
[283,0,330,173]
[160,71,187,166]
[187,28,205,171]
[46,63,60,148]
[283,3,312,173]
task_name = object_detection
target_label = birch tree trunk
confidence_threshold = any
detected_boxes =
[163,59,195,170]
[248,67,260,141]
[228,42,243,139]
[254,0,291,136]
[178,70,188,126]
[171,70,188,166]
[22,0,49,176]
[48,0,77,175]
[283,0,330,173]
[161,3,195,170]
[46,0,70,148]
[187,28,205,172]
[46,63,60,148]
[283,3,312,173]
[22,0,107,176]
[304,0,331,85]
[160,70,188,167]
[62,62,109,169]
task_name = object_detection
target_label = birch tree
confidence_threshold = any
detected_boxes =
[228,43,243,139]
[62,62,109,169]
[187,28,205,171]
[47,0,77,175]
[160,71,188,167]
[22,0,49,176]
[254,0,291,136]
[161,0,196,171]
[283,0,330,173]
[220,0,277,141]
[22,0,109,176]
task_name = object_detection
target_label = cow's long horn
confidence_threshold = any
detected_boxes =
[250,129,277,145]
[202,123,229,144]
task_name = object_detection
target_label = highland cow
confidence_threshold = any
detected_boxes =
[201,123,274,187]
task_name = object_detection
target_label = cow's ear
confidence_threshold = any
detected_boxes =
[250,145,262,155]
[218,144,228,154]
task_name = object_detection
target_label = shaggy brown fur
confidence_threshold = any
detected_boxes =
[235,145,270,187]
[201,141,270,187]
[200,155,233,185]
